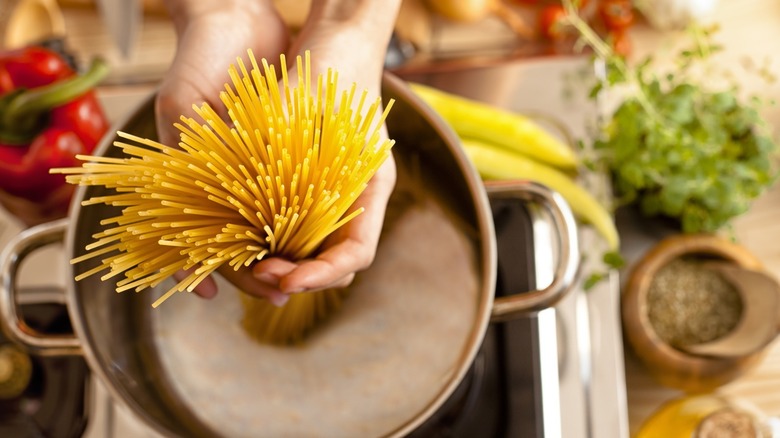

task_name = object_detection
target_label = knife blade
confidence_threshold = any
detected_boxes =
[95,0,141,59]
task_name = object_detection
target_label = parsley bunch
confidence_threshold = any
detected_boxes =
[600,76,776,232]
[567,5,779,233]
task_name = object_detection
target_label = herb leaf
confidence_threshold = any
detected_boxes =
[564,4,779,233]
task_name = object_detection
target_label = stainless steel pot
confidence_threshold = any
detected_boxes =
[0,73,578,438]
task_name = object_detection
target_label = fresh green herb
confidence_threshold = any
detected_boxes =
[563,3,779,233]
[603,250,625,269]
[581,251,625,291]
[584,272,607,291]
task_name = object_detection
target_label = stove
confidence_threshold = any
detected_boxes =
[410,198,554,438]
[4,189,607,437]
[0,55,629,438]
[0,289,89,438]
[1,196,602,438]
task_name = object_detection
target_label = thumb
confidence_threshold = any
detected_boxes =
[154,76,205,147]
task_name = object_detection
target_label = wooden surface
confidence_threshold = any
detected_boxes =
[7,0,780,436]
[623,188,780,436]
[625,1,780,435]
[625,184,780,435]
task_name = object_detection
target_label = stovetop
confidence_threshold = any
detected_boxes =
[0,200,553,438]
[409,197,549,438]
[0,292,90,438]
[2,196,584,438]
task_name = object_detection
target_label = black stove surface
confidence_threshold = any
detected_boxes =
[0,297,90,438]
[408,199,544,438]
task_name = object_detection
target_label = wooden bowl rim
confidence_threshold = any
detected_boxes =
[622,233,764,369]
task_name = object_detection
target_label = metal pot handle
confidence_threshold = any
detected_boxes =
[0,218,81,356]
[486,180,580,321]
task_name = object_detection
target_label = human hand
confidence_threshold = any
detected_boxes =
[213,156,396,307]
[155,0,289,147]
[162,0,401,306]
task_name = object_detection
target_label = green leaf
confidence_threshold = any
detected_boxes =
[569,9,778,235]
[602,251,625,269]
[619,162,646,189]
[709,91,737,113]
[583,272,606,291]
[659,177,689,216]
[589,82,604,99]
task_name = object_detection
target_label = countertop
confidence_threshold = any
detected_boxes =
[625,0,780,434]
[4,0,780,436]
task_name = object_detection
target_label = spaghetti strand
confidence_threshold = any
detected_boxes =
[54,50,395,344]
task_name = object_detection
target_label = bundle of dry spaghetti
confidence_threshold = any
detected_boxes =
[53,51,395,344]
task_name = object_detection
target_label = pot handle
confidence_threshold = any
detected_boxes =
[0,218,81,356]
[486,180,580,321]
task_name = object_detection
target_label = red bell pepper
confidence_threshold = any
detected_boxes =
[0,46,109,221]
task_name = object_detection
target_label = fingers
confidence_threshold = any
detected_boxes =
[172,268,218,299]
[216,263,292,307]
[275,158,397,294]
[252,257,298,283]
[277,243,364,294]
[152,5,400,306]
[170,263,292,307]
[154,6,289,147]
[244,158,396,298]
[155,77,202,147]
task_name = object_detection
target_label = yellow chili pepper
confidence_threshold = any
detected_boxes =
[462,137,619,251]
[411,82,579,171]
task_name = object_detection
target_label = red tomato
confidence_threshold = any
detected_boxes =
[609,30,632,58]
[599,0,634,30]
[509,0,588,6]
[538,5,568,40]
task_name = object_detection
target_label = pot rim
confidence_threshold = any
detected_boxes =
[61,72,498,438]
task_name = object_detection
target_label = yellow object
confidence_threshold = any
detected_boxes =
[410,83,578,171]
[423,0,533,38]
[636,395,771,438]
[240,288,349,344]
[3,0,66,49]
[0,344,32,399]
[462,138,619,251]
[54,51,395,344]
[425,0,494,22]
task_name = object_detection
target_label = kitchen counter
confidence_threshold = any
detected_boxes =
[623,183,780,434]
[621,185,780,434]
[623,185,780,435]
[624,0,780,434]
[4,0,780,436]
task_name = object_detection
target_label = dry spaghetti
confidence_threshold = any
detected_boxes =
[53,51,395,344]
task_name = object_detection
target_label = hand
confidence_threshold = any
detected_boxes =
[155,0,289,147]
[161,0,401,306]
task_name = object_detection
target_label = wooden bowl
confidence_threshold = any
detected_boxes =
[622,234,766,392]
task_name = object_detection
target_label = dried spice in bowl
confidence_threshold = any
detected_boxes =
[622,233,766,391]
[647,258,743,348]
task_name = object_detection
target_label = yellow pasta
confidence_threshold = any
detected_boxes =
[53,51,395,344]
